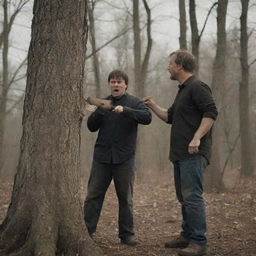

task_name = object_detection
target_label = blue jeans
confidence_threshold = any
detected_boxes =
[84,158,135,238]
[173,155,208,245]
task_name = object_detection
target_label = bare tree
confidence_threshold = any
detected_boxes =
[189,0,218,75]
[88,0,101,97]
[239,0,254,175]
[0,0,29,174]
[132,0,153,177]
[179,0,187,49]
[0,0,103,255]
[0,0,29,48]
[206,0,228,191]
[133,0,141,94]
[189,0,199,73]
[132,0,152,98]
[85,26,132,60]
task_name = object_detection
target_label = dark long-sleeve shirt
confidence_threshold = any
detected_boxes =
[87,93,152,164]
[167,76,218,163]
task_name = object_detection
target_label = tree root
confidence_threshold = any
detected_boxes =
[0,215,104,256]
[0,214,30,255]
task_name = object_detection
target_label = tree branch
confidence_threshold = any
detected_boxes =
[221,133,240,179]
[5,94,24,115]
[141,0,152,77]
[0,0,29,48]
[249,58,256,67]
[85,27,132,59]
[7,57,27,90]
[199,2,218,41]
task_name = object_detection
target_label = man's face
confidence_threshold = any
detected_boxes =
[109,77,127,98]
[167,54,181,81]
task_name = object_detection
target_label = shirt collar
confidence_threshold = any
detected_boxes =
[178,75,195,89]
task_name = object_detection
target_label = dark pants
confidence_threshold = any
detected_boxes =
[173,155,208,245]
[84,158,135,238]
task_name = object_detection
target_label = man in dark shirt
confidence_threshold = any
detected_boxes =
[84,70,151,246]
[144,50,217,256]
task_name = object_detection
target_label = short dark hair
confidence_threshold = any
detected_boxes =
[170,50,197,73]
[108,70,129,85]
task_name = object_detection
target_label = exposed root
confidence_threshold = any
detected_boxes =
[57,221,103,256]
[0,215,30,255]
[63,237,104,256]
[30,210,58,256]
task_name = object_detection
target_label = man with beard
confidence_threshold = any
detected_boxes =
[144,50,218,256]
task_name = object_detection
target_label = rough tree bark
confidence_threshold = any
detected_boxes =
[239,0,254,175]
[0,0,103,255]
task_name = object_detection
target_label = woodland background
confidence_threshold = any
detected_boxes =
[1,0,256,188]
[0,1,256,255]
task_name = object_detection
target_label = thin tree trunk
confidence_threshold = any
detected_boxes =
[189,0,199,75]
[179,0,187,49]
[140,0,152,96]
[0,0,102,255]
[132,0,152,97]
[188,1,218,76]
[0,0,29,176]
[133,0,141,96]
[132,0,152,178]
[88,0,101,97]
[239,0,254,176]
[0,0,9,174]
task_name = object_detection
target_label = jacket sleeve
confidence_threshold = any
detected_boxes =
[87,108,105,132]
[123,100,152,125]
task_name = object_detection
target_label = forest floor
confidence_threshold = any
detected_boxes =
[1,171,256,256]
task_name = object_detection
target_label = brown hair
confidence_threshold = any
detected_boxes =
[169,50,197,72]
[108,70,129,85]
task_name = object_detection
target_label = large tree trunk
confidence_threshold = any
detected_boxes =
[205,0,228,192]
[0,0,103,255]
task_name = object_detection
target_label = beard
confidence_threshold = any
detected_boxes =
[170,73,176,80]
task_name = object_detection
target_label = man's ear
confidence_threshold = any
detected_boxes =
[178,65,183,71]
